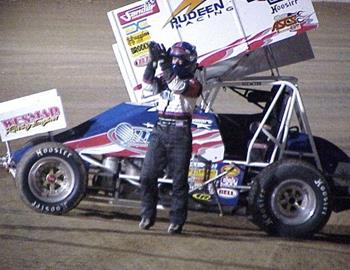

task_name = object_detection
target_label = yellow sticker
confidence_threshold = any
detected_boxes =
[189,168,217,184]
[192,193,212,202]
[130,42,149,57]
[222,165,240,177]
[127,30,151,47]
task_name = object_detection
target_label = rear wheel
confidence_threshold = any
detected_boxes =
[248,159,332,238]
[16,142,87,214]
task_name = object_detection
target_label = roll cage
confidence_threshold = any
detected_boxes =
[199,75,322,170]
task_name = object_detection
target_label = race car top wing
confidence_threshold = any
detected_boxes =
[108,0,318,104]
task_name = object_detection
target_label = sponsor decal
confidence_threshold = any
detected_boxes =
[246,0,300,15]
[164,0,207,26]
[123,18,150,36]
[217,188,238,199]
[270,0,299,15]
[273,13,298,32]
[192,118,212,129]
[130,42,149,58]
[221,164,240,177]
[189,167,218,182]
[268,0,284,3]
[164,0,234,29]
[272,11,310,32]
[134,55,150,67]
[108,122,151,147]
[118,0,159,25]
[1,107,61,135]
[189,161,218,191]
[220,176,240,188]
[219,165,241,188]
[123,19,151,59]
[192,193,212,202]
[247,0,283,4]
[127,30,151,46]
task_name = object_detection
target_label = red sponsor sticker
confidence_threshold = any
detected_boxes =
[134,55,150,67]
[1,107,61,135]
[118,0,160,25]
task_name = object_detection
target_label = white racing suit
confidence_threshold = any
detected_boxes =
[140,60,202,226]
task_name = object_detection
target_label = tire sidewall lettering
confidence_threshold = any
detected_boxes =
[36,146,72,159]
[257,188,273,226]
[313,178,330,216]
[31,200,67,213]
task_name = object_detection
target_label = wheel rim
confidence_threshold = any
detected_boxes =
[271,179,316,226]
[28,157,75,203]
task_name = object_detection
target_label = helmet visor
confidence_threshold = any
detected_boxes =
[170,47,192,62]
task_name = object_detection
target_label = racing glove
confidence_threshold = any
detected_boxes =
[159,45,174,82]
[144,41,162,83]
[143,61,157,84]
[149,41,162,63]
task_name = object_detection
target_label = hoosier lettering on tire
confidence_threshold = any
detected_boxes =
[15,142,87,214]
[248,159,332,238]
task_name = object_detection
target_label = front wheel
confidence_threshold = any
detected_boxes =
[248,159,332,238]
[15,142,87,215]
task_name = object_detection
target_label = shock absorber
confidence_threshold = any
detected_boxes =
[92,157,120,196]
[103,156,119,174]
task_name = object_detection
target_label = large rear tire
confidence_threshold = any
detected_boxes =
[248,159,332,238]
[15,142,87,215]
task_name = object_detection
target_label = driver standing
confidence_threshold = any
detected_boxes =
[139,41,202,234]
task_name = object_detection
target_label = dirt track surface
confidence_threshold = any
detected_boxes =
[0,1,349,269]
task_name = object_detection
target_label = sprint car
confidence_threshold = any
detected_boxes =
[2,75,350,238]
[1,0,350,238]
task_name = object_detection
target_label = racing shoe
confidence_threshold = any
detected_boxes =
[139,217,154,230]
[167,223,183,234]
